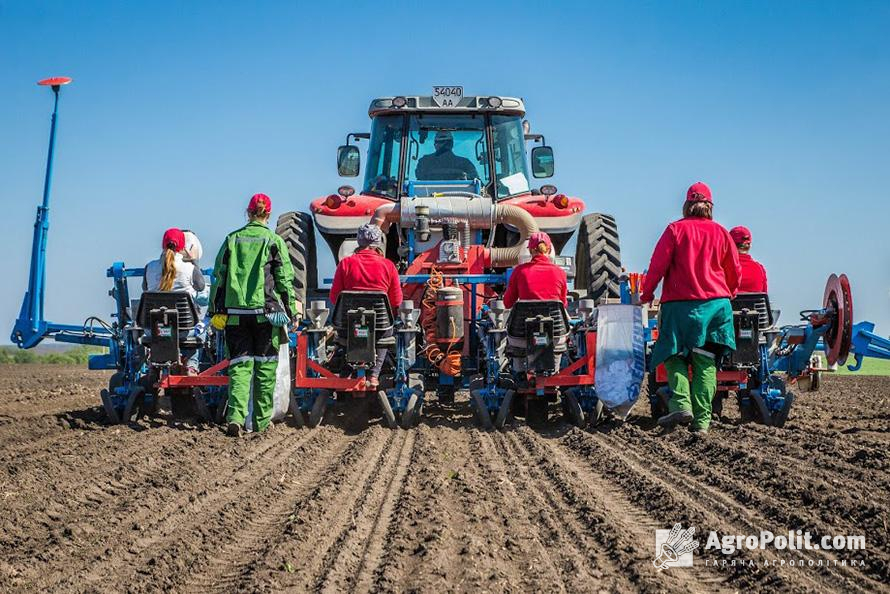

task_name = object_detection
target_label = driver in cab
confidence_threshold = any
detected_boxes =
[416,131,479,181]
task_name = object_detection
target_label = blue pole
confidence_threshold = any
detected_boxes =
[28,88,61,331]
[11,79,69,347]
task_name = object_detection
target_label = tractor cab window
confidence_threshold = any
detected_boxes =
[491,115,531,198]
[363,115,403,198]
[405,114,490,196]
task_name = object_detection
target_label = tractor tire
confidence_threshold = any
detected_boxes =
[308,390,330,428]
[276,211,318,313]
[494,390,514,430]
[100,389,120,424]
[377,390,398,429]
[562,391,585,428]
[574,213,622,303]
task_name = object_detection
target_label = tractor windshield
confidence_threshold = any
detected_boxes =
[362,112,532,199]
[405,114,488,191]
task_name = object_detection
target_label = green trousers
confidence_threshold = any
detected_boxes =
[225,315,280,431]
[664,351,716,430]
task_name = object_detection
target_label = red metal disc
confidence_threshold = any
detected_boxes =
[822,274,846,366]
[37,77,72,87]
[837,274,853,365]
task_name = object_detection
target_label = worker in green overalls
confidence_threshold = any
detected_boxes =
[210,193,298,437]
[640,182,742,434]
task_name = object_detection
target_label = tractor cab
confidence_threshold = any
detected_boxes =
[340,95,553,201]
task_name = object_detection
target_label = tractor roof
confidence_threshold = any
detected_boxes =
[368,96,526,118]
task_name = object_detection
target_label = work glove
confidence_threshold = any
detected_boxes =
[265,311,290,328]
[210,313,228,330]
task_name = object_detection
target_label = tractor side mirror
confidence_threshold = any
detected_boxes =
[337,145,361,177]
[531,145,554,178]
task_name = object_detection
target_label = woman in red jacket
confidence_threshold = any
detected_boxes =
[503,232,568,308]
[641,182,741,434]
[730,226,768,293]
[330,223,403,388]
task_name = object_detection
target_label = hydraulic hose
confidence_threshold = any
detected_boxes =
[487,204,539,268]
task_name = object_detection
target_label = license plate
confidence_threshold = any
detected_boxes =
[433,86,463,107]
[354,327,369,338]
[739,329,753,339]
[534,336,549,346]
[157,327,172,337]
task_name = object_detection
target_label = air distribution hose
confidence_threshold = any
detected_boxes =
[420,267,462,376]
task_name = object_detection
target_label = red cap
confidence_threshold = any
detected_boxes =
[248,193,272,213]
[162,228,186,252]
[730,226,752,244]
[528,231,553,252]
[686,182,712,203]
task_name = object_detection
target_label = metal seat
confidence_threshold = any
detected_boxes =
[731,293,773,330]
[136,291,202,348]
[505,300,570,354]
[332,291,395,345]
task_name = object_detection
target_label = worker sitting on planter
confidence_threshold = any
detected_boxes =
[502,232,568,309]
[641,182,741,435]
[143,227,207,375]
[329,223,403,389]
[730,226,768,293]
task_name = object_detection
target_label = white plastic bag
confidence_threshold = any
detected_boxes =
[244,338,291,431]
[595,304,645,419]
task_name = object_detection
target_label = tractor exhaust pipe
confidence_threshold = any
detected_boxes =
[369,197,539,267]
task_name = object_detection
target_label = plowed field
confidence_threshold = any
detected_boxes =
[0,364,886,592]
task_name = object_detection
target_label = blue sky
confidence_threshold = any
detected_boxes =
[2,0,889,344]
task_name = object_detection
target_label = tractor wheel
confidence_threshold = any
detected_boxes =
[494,390,514,430]
[308,390,329,428]
[526,398,549,428]
[100,389,120,424]
[377,390,398,429]
[574,213,622,303]
[562,391,585,428]
[772,392,795,428]
[401,392,422,429]
[276,211,318,313]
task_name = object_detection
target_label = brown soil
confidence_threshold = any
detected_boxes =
[0,364,887,593]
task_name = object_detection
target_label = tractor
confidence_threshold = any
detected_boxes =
[282,91,635,429]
